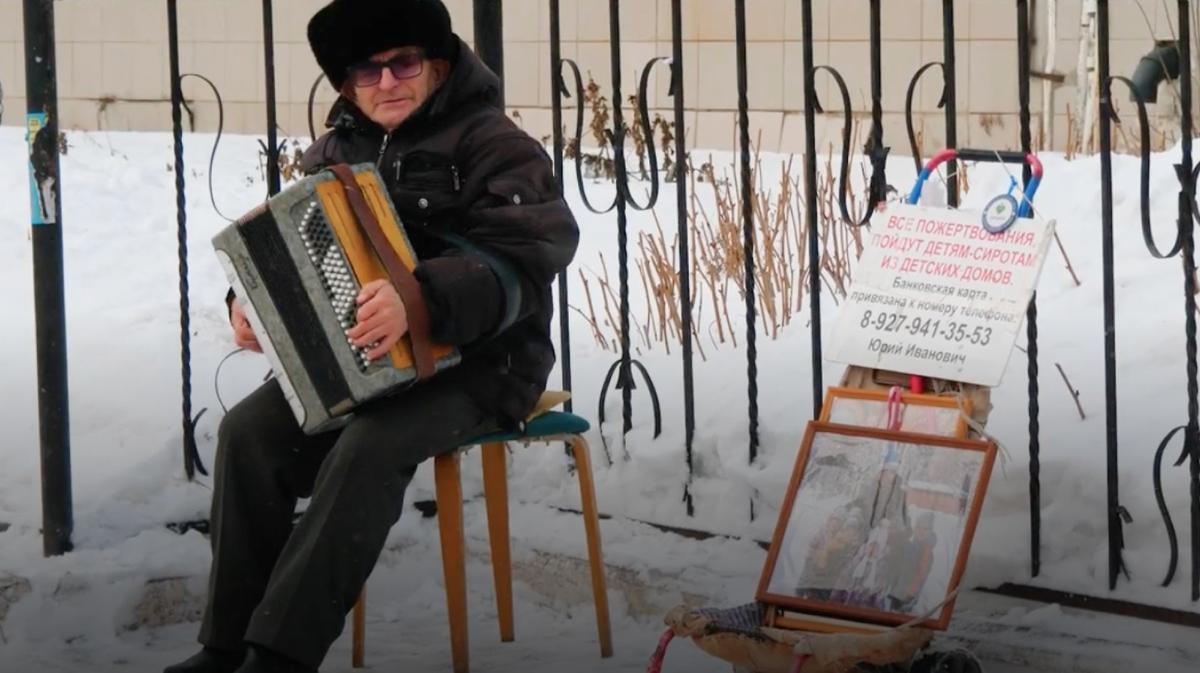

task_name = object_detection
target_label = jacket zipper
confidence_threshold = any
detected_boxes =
[376,133,391,169]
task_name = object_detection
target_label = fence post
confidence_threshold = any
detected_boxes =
[23,0,73,557]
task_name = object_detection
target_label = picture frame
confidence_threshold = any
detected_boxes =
[819,386,972,438]
[756,422,997,630]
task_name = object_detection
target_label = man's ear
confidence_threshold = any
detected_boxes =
[431,59,451,86]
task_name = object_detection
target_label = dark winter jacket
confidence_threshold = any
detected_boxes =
[289,38,578,425]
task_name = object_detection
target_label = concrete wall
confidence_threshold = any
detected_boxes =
[0,0,1188,154]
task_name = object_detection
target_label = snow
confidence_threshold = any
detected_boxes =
[0,126,1198,671]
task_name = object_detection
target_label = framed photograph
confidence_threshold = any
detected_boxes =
[756,422,997,630]
[820,387,971,438]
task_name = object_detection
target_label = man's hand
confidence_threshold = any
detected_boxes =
[230,299,262,353]
[347,279,409,361]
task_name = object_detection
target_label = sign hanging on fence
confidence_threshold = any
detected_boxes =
[829,203,1056,387]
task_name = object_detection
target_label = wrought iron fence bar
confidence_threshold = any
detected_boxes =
[605,0,633,436]
[166,0,208,483]
[982,583,1200,627]
[953,148,1025,163]
[801,0,823,421]
[670,0,696,516]
[1096,0,1126,590]
[869,0,882,152]
[864,0,889,215]
[1177,0,1200,602]
[734,0,759,467]
[943,0,959,208]
[261,0,280,196]
[1016,0,1043,580]
[548,0,572,414]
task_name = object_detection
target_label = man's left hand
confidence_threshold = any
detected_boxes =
[347,279,409,361]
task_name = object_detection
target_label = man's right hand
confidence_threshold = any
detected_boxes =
[230,299,262,353]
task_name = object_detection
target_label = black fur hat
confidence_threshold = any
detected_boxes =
[308,0,456,90]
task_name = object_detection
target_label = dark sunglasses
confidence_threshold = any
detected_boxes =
[346,51,425,87]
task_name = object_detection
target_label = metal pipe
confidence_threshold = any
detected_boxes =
[1129,42,1181,104]
[23,0,73,557]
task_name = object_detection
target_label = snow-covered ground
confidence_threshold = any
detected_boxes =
[1,126,1198,671]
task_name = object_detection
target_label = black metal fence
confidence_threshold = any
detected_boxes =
[152,0,1200,614]
[18,0,1200,618]
[540,0,1200,614]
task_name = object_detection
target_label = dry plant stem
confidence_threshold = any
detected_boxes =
[575,270,610,350]
[1055,362,1087,420]
[635,257,654,350]
[573,115,868,354]
[1053,231,1083,287]
[596,255,620,351]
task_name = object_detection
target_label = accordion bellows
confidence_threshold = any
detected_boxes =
[213,163,460,434]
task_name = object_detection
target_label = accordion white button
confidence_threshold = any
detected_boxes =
[512,194,522,205]
[418,197,429,209]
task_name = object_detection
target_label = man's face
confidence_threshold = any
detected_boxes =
[345,47,450,132]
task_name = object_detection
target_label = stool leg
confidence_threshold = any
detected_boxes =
[435,452,469,673]
[570,435,613,657]
[351,588,365,668]
[481,442,514,642]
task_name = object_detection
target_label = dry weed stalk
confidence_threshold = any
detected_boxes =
[574,123,869,354]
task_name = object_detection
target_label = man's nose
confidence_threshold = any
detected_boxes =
[378,66,401,90]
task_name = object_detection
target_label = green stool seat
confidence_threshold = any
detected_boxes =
[468,411,591,445]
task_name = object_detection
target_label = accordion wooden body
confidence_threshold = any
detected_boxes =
[213,163,459,434]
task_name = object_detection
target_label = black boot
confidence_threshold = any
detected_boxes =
[163,647,246,673]
[232,646,316,673]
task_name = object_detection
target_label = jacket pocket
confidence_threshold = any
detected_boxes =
[484,176,542,208]
[389,151,462,219]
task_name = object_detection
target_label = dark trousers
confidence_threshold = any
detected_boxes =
[198,371,499,668]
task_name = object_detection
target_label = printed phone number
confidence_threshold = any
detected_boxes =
[858,310,993,346]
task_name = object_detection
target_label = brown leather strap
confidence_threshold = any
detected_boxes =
[329,164,436,380]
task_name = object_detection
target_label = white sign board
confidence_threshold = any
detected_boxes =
[829,203,1055,386]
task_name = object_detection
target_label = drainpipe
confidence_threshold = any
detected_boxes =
[1130,41,1181,103]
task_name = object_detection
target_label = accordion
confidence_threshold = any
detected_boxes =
[213,163,459,434]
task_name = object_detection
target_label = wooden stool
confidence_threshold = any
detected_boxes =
[350,395,612,672]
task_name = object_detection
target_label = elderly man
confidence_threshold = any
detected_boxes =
[165,1,578,672]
